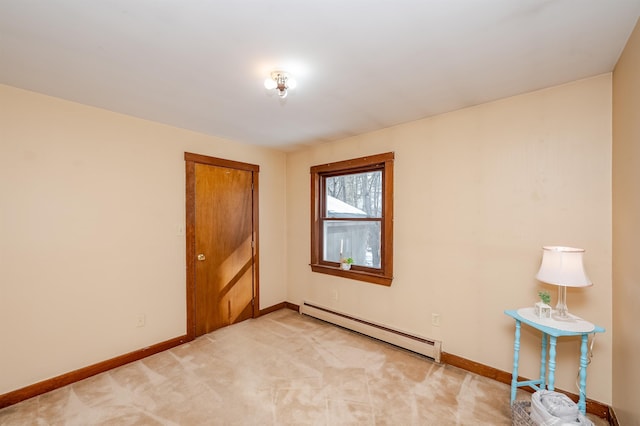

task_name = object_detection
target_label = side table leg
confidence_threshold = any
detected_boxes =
[511,319,521,403]
[548,335,557,391]
[578,334,589,414]
[540,333,548,389]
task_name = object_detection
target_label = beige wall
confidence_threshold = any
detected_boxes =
[286,75,613,404]
[612,18,640,425]
[0,85,287,394]
[0,71,618,408]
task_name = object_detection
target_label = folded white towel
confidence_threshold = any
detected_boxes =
[540,391,579,419]
[529,390,594,426]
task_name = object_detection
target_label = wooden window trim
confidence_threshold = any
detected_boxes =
[310,152,394,286]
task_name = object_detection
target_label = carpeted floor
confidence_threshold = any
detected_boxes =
[0,309,608,425]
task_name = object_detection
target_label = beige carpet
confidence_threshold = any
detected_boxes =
[0,309,607,425]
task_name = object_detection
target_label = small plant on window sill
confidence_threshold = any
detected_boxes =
[535,290,552,319]
[340,257,354,270]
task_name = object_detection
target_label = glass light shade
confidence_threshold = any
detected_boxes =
[264,78,277,90]
[286,78,297,90]
[535,246,592,287]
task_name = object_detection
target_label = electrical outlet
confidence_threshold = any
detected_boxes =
[332,289,339,301]
[431,313,441,327]
[136,314,146,328]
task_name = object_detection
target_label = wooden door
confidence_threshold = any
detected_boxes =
[185,153,259,338]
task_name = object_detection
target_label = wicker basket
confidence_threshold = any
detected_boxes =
[511,400,537,426]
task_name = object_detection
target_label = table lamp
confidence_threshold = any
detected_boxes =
[535,246,592,320]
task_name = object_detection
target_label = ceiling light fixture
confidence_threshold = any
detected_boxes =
[264,71,297,99]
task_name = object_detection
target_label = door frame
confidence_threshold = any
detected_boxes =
[184,152,260,340]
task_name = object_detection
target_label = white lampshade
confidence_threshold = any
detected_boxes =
[535,246,592,287]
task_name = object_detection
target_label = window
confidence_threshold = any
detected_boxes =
[310,152,394,286]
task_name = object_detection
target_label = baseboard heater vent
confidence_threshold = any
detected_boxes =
[300,301,442,363]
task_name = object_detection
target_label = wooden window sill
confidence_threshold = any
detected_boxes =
[310,264,392,286]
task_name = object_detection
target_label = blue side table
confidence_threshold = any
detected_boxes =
[504,308,605,414]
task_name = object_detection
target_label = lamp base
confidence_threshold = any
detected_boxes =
[552,310,574,321]
[553,285,575,321]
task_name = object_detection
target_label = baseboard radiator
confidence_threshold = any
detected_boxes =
[300,301,442,363]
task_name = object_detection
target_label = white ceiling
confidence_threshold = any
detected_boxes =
[2,1,639,151]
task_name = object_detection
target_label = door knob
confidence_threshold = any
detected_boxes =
[197,254,206,261]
